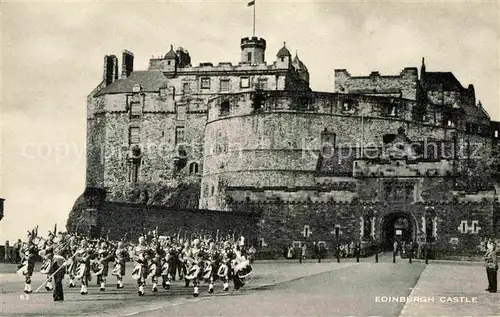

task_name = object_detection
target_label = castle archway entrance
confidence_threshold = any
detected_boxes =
[379,212,417,251]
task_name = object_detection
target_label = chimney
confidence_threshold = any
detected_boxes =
[121,50,134,79]
[103,55,118,86]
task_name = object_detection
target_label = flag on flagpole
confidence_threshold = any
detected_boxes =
[247,0,255,6]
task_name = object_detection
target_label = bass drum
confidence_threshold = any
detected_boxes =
[235,259,253,279]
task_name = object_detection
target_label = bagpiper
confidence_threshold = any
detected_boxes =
[95,240,114,291]
[184,238,203,297]
[66,234,79,288]
[112,241,128,289]
[39,232,55,291]
[74,238,93,295]
[148,237,163,293]
[132,236,149,296]
[17,231,38,294]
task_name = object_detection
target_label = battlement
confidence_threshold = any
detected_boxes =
[240,36,267,49]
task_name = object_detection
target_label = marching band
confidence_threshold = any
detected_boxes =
[16,227,254,301]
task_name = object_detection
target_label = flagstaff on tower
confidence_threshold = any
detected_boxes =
[248,0,256,37]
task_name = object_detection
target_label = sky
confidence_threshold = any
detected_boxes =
[1,0,499,242]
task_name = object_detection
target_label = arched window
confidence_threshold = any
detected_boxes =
[189,162,199,174]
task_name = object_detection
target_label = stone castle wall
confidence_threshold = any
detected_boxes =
[334,68,419,100]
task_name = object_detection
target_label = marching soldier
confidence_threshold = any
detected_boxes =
[50,239,70,301]
[74,238,93,295]
[148,237,163,292]
[18,231,38,294]
[67,234,79,288]
[39,232,55,291]
[132,236,148,296]
[96,240,114,291]
[112,241,128,289]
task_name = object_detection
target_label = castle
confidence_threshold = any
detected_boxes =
[70,35,500,256]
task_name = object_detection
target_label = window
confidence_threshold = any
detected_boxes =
[128,160,140,184]
[495,130,499,138]
[176,105,186,120]
[182,83,191,94]
[321,131,336,157]
[256,78,268,90]
[387,103,398,117]
[189,162,199,174]
[211,186,215,196]
[175,126,184,145]
[343,100,353,112]
[280,57,284,62]
[159,87,167,97]
[167,61,171,66]
[220,100,230,115]
[220,79,230,92]
[247,52,252,62]
[240,77,250,88]
[129,127,140,145]
[130,102,141,119]
[200,78,210,89]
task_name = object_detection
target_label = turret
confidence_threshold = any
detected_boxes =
[292,52,309,83]
[164,45,178,72]
[276,42,291,69]
[240,37,266,64]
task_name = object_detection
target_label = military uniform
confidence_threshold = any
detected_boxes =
[112,242,128,289]
[18,234,38,294]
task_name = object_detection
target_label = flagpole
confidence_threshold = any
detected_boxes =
[253,0,256,37]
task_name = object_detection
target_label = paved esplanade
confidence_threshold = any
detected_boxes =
[0,256,497,316]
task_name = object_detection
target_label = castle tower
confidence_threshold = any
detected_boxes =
[164,45,179,72]
[240,37,266,64]
[276,42,291,69]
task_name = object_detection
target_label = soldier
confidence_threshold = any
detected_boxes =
[185,238,203,297]
[112,241,128,289]
[18,232,38,294]
[50,239,70,301]
[484,240,498,293]
[132,236,148,296]
[74,239,93,295]
[96,240,114,291]
[217,252,231,292]
[67,234,79,288]
[39,232,55,291]
[148,237,163,292]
